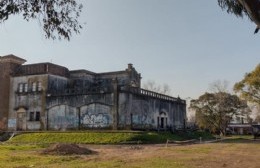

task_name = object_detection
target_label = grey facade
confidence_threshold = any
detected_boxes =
[0,55,186,131]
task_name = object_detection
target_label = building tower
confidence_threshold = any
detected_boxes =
[0,55,26,130]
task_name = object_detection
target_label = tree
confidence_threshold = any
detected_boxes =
[142,80,172,95]
[218,0,246,17]
[253,105,260,123]
[234,64,260,105]
[190,92,249,135]
[254,114,260,123]
[0,0,83,40]
[209,80,229,93]
[218,0,260,33]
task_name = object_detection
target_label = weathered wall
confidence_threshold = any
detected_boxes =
[118,91,186,130]
[48,105,78,130]
[80,104,112,129]
[8,74,49,131]
[15,63,69,77]
[48,75,69,93]
[0,60,23,130]
[46,93,114,130]
[6,61,186,131]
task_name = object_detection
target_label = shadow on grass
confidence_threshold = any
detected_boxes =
[216,135,260,144]
[128,132,183,144]
[128,131,215,144]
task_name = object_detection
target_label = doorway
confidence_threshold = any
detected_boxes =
[160,117,164,128]
[158,112,168,129]
[16,108,26,131]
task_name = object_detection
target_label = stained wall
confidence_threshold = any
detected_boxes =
[6,60,186,131]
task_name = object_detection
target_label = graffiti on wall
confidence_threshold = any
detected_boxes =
[82,114,109,128]
[80,103,111,128]
[7,119,16,129]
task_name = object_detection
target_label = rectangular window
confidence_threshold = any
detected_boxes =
[32,82,37,92]
[24,83,28,92]
[29,111,40,121]
[29,112,34,121]
[19,83,23,93]
[35,112,40,121]
[37,82,42,91]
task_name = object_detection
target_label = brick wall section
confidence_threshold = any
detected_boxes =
[0,55,25,130]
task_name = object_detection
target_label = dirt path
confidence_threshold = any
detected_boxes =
[79,141,260,168]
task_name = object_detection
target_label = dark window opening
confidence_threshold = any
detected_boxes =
[29,111,40,121]
[161,118,164,128]
[157,117,160,128]
[29,112,34,121]
[36,112,40,121]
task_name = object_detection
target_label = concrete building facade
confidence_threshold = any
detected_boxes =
[0,55,186,131]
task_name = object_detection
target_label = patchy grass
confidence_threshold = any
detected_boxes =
[176,130,215,141]
[0,140,260,168]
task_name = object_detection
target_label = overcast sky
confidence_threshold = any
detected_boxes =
[0,0,259,99]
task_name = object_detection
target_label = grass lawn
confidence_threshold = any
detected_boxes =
[8,131,214,144]
[0,136,260,168]
[1,132,258,168]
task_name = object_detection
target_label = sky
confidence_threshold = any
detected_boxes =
[0,0,259,100]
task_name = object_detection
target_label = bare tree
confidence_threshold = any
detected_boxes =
[142,80,172,95]
[161,83,171,95]
[209,80,230,93]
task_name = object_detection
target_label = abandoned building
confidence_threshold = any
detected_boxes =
[0,54,186,131]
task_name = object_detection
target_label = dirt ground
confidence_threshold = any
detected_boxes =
[78,140,260,168]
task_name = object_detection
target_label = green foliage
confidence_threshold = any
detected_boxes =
[185,130,214,140]
[234,64,260,105]
[0,0,83,40]
[190,92,249,135]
